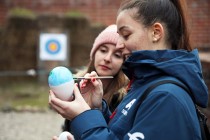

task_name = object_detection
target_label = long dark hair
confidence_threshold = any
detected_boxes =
[119,0,192,51]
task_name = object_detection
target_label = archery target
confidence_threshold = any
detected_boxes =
[39,33,67,61]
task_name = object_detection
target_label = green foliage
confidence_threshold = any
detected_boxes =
[65,11,86,18]
[8,7,36,19]
[92,22,105,27]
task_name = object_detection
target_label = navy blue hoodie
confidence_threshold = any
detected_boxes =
[71,49,208,140]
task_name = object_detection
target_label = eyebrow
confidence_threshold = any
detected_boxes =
[118,25,130,33]
[100,44,108,48]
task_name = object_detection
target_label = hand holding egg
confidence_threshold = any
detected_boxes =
[58,131,74,140]
[48,66,74,101]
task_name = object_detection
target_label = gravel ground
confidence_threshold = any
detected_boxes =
[0,110,65,140]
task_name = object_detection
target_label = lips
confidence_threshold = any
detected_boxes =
[100,65,111,70]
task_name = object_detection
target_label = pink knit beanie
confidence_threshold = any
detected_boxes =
[90,24,119,60]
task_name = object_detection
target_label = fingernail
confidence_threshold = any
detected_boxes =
[82,83,86,87]
[92,78,96,82]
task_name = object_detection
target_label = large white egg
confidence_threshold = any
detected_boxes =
[48,66,74,101]
[58,131,71,140]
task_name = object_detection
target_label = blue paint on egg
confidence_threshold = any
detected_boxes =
[48,66,73,86]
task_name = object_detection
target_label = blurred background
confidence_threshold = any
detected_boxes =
[0,0,209,139]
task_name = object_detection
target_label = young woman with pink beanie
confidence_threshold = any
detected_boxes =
[52,24,129,140]
[85,24,128,109]
[75,24,128,113]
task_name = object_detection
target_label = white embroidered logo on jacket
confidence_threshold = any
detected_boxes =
[121,99,136,116]
[128,132,145,140]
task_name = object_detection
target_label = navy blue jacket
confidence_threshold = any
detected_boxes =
[71,49,208,140]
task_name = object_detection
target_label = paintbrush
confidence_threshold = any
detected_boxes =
[73,76,113,80]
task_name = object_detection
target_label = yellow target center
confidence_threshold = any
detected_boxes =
[49,43,57,51]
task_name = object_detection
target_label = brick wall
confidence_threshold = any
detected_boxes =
[0,0,121,26]
[187,0,210,50]
[0,0,209,49]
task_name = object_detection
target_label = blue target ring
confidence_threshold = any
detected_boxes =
[45,39,61,55]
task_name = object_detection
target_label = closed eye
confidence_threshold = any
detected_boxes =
[99,46,108,53]
[118,26,131,40]
[114,51,123,59]
[123,34,129,40]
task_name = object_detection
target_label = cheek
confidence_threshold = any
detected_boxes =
[126,40,139,51]
[112,59,123,71]
[125,34,142,51]
[130,34,147,50]
[94,56,100,68]
[94,61,100,75]
[94,53,102,63]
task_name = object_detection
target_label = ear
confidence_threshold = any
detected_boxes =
[151,23,164,43]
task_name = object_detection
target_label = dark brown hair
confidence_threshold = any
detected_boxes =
[119,0,192,51]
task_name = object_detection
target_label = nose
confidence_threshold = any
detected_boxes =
[104,52,112,62]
